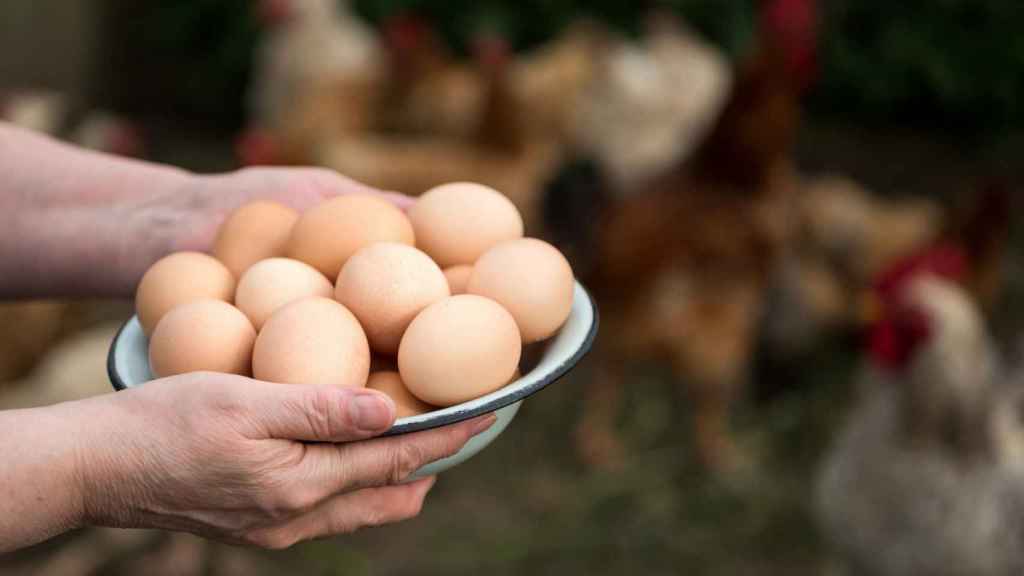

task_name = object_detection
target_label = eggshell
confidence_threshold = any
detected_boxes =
[135,252,236,336]
[253,297,370,387]
[398,295,521,406]
[443,265,474,295]
[468,238,574,343]
[214,201,299,277]
[235,258,333,329]
[148,300,255,378]
[367,371,435,418]
[408,182,523,267]
[335,243,450,355]
[286,195,415,280]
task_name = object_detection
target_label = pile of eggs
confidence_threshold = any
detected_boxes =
[137,182,574,417]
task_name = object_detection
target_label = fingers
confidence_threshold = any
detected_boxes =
[305,169,415,211]
[272,166,414,211]
[246,477,436,550]
[294,414,497,494]
[216,166,414,213]
[240,380,397,442]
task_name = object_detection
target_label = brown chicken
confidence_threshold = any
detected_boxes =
[318,31,565,230]
[569,0,819,472]
[376,13,486,141]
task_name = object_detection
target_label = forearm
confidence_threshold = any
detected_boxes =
[0,401,96,553]
[0,122,197,298]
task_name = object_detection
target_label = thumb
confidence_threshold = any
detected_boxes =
[243,381,398,442]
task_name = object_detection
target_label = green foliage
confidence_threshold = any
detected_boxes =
[351,0,755,57]
[135,0,261,127]
[809,0,1024,139]
[127,0,1024,140]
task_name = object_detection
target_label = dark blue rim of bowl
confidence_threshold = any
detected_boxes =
[108,285,599,436]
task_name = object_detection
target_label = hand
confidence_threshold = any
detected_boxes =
[167,166,414,255]
[71,373,494,549]
[2,117,411,295]
[0,120,416,297]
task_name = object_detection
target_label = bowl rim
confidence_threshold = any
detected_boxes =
[108,282,599,436]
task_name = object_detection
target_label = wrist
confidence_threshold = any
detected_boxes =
[0,403,99,547]
[57,395,137,528]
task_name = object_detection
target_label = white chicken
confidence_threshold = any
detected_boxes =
[572,14,732,192]
[245,0,383,162]
[817,274,1024,576]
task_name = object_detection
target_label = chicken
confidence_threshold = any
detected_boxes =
[318,32,564,230]
[571,13,733,192]
[510,20,605,146]
[759,175,942,360]
[69,111,145,157]
[376,13,486,141]
[0,322,121,409]
[242,0,384,165]
[566,0,819,472]
[817,273,1024,576]
[0,301,69,386]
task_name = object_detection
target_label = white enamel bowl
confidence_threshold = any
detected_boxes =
[108,281,598,478]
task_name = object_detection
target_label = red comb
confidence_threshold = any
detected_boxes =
[383,13,429,54]
[473,34,512,71]
[109,122,145,158]
[257,0,292,27]
[874,243,967,300]
[235,128,280,166]
[869,303,933,372]
[759,0,819,90]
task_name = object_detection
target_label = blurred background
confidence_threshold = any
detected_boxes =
[3,0,1024,574]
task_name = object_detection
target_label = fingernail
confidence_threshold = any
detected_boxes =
[350,392,394,432]
[469,414,497,437]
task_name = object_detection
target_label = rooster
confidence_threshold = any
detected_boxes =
[816,274,1024,576]
[756,175,942,374]
[559,0,819,472]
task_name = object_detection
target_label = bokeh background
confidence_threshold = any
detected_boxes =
[2,1,1024,574]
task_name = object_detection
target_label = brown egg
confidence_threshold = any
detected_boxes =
[214,201,299,278]
[468,238,574,343]
[253,297,369,387]
[443,265,473,295]
[398,295,521,406]
[367,371,435,418]
[408,182,523,267]
[235,258,333,330]
[287,195,415,280]
[136,252,235,336]
[149,300,255,378]
[335,243,450,355]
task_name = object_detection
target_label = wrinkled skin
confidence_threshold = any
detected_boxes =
[75,374,492,549]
